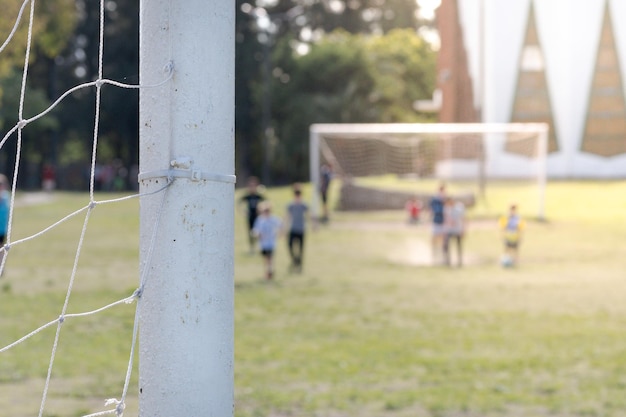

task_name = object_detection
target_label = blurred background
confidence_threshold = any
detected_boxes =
[3,0,626,190]
[0,0,440,191]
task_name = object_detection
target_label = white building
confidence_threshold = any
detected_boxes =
[437,0,626,178]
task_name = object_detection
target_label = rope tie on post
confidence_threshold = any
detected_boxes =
[138,156,236,185]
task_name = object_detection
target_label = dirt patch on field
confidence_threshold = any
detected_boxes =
[328,219,494,267]
[15,192,55,207]
[386,237,433,266]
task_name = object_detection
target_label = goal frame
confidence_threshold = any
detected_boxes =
[309,123,549,220]
[139,1,234,416]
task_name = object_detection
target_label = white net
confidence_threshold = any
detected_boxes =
[0,1,172,416]
[1,0,235,415]
[310,123,548,218]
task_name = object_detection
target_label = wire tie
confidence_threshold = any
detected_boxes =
[138,156,235,184]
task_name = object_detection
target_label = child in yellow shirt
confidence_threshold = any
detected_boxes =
[499,204,525,267]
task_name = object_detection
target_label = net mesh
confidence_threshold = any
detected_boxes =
[313,125,547,215]
[0,2,172,416]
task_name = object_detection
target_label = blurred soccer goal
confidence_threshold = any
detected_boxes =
[309,123,548,219]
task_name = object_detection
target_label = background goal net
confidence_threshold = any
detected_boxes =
[309,123,549,219]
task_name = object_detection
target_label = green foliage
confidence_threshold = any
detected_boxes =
[0,71,59,129]
[57,133,89,166]
[0,0,77,189]
[34,0,78,58]
[0,0,76,86]
[234,0,438,184]
[366,29,437,122]
[0,0,138,189]
[267,29,436,182]
[0,70,60,179]
[0,0,435,189]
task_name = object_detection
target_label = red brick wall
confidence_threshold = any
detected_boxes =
[436,0,478,123]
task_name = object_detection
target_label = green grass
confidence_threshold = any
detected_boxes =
[2,183,626,417]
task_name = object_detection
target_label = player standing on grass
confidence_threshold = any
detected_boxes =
[252,202,282,280]
[429,184,446,264]
[0,174,10,271]
[286,184,309,273]
[319,163,333,222]
[239,176,265,254]
[443,197,466,267]
[499,204,525,267]
[405,196,422,224]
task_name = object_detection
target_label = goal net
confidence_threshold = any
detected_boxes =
[0,1,234,417]
[309,123,549,219]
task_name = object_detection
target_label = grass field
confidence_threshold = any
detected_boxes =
[1,181,626,417]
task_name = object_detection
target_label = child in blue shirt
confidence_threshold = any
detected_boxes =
[252,202,282,279]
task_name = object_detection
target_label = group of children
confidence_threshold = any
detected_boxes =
[242,176,527,278]
[410,184,526,268]
[240,177,309,280]
[425,184,467,267]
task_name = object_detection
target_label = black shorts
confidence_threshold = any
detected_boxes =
[505,240,519,249]
[261,248,274,257]
[248,215,257,231]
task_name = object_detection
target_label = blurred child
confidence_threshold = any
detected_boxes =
[405,196,422,224]
[286,184,309,272]
[499,204,525,267]
[0,174,10,272]
[252,201,282,279]
[443,197,466,267]
[319,163,333,222]
[429,184,446,264]
[239,176,265,254]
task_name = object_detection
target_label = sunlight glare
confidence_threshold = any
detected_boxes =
[416,0,441,20]
[328,0,346,14]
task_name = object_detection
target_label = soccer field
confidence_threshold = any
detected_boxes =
[236,180,626,417]
[1,182,626,417]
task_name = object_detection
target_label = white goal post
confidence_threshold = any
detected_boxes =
[309,123,549,220]
[139,1,234,416]
[0,1,235,416]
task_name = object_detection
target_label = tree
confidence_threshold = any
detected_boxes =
[364,28,436,123]
[0,0,77,188]
[236,0,265,181]
[267,28,436,182]
[0,0,436,188]
[0,0,76,87]
[235,0,434,184]
[0,0,140,190]
[49,0,140,189]
[263,31,376,182]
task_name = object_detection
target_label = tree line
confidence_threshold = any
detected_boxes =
[0,0,436,189]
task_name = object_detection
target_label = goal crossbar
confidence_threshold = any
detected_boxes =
[310,122,549,135]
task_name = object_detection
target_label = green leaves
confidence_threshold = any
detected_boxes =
[266,28,436,180]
